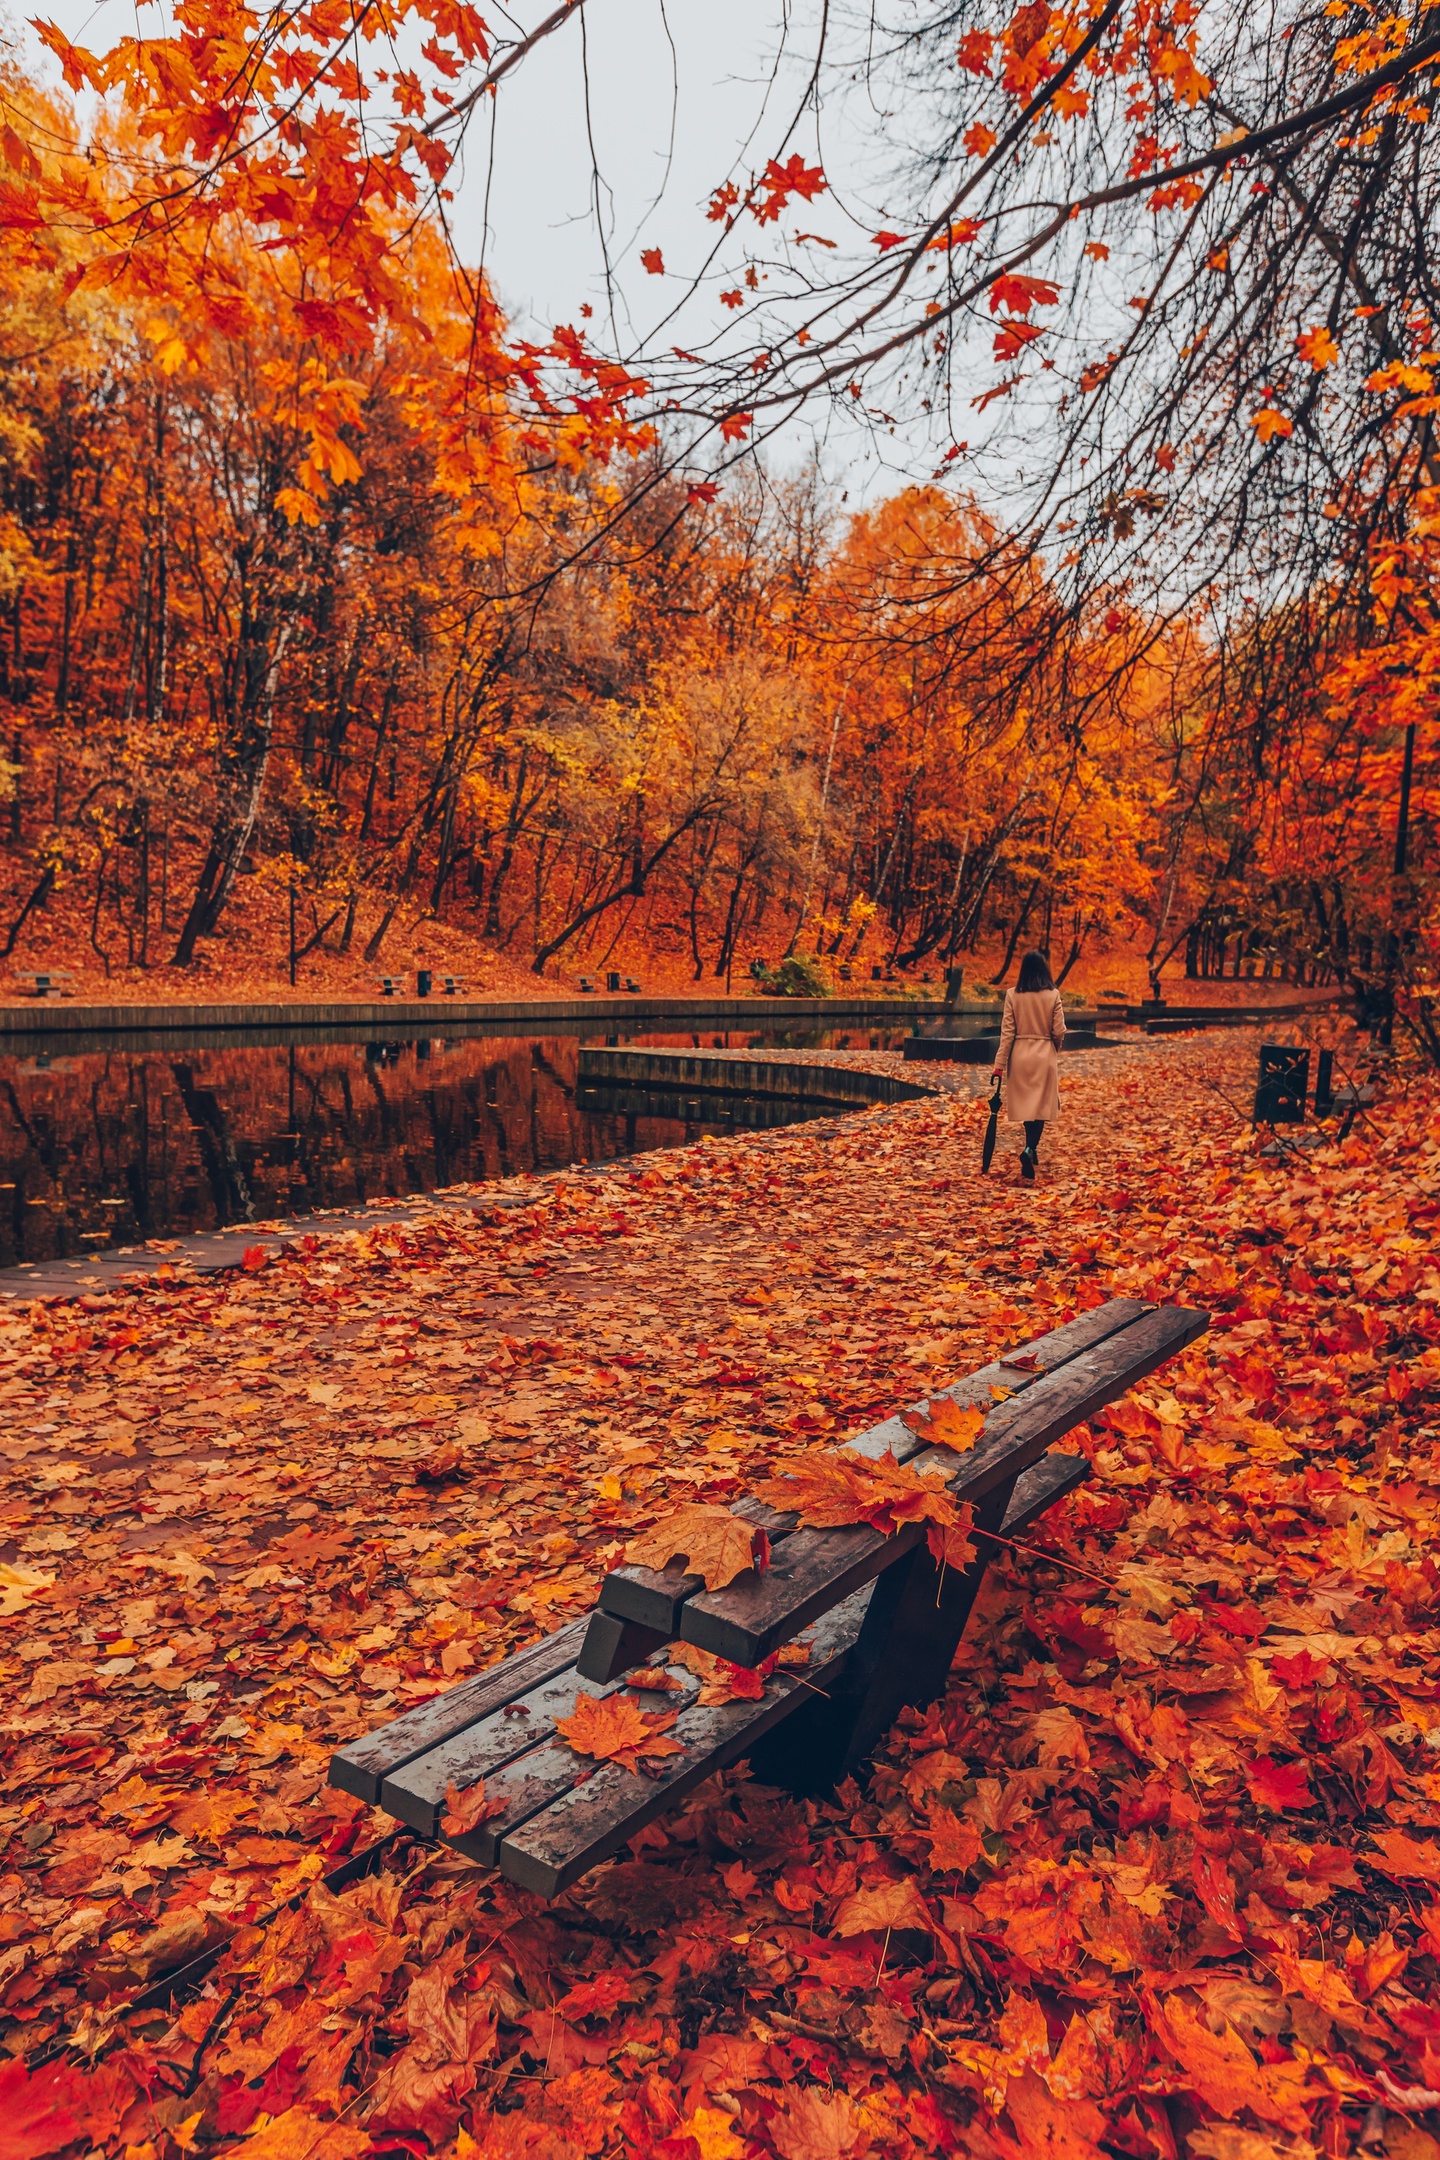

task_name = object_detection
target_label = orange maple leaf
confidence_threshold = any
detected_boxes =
[903,1396,986,1450]
[555,1692,684,1774]
[832,1875,936,1936]
[755,1450,974,1569]
[1297,324,1339,368]
[924,1810,985,1871]
[755,153,827,224]
[1251,407,1294,442]
[640,247,665,275]
[625,1503,766,1590]
[1363,1828,1440,1882]
[440,1778,503,1836]
[989,272,1060,316]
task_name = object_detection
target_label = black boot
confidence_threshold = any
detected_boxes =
[1020,1147,1036,1180]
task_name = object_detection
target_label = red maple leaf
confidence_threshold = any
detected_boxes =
[1247,1756,1315,1811]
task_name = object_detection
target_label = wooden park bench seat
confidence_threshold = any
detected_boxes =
[330,1295,1207,1898]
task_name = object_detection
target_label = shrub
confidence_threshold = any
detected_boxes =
[752,953,833,998]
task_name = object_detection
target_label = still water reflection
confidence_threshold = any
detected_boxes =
[0,1025,905,1266]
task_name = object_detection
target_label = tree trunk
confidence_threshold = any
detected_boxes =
[172,613,298,966]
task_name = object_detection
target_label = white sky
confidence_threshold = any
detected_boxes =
[10,0,946,495]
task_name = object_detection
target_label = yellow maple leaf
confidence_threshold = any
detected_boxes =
[680,2110,746,2160]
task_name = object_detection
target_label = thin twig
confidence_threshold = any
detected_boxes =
[974,1526,1112,1588]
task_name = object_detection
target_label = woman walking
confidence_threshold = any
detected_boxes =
[991,950,1065,1179]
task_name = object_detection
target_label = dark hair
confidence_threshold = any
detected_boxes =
[1016,950,1054,993]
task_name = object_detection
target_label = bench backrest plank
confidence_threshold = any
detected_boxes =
[597,1298,1154,1638]
[679,1302,1207,1667]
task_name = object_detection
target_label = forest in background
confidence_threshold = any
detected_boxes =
[0,30,1436,1023]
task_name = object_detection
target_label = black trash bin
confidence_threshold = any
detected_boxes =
[416,969,432,998]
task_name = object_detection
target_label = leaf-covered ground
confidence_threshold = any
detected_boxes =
[3,1028,1438,2160]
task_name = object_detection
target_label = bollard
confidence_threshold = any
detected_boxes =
[1254,1044,1309,1124]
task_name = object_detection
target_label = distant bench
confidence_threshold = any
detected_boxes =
[331,1296,1207,1897]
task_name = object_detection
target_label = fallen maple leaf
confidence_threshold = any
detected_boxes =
[417,1439,467,1484]
[1245,1755,1314,1810]
[1273,1949,1376,2031]
[440,1779,503,1836]
[770,2085,865,2160]
[555,1691,684,1774]
[831,1875,935,1937]
[679,2107,746,2160]
[1363,1827,1440,1881]
[1148,1994,1310,2132]
[625,1503,766,1590]
[924,1810,984,1871]
[552,1971,644,2023]
[903,1396,986,1449]
[668,1640,774,1703]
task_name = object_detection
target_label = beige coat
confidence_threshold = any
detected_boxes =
[994,987,1065,1124]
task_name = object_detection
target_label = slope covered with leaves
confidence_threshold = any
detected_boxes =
[1,1032,1437,2160]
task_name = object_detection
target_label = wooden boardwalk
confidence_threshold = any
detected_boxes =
[0,992,950,1039]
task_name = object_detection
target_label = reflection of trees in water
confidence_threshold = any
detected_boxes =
[0,1034,592,1263]
[169,1062,256,1225]
[0,1029,869,1266]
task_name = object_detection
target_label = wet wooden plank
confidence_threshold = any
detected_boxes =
[495,1589,873,1898]
[327,1615,591,1805]
[903,1302,1210,1505]
[575,1610,673,1684]
[999,1451,1089,1536]
[680,1304,1207,1667]
[597,1497,796,1633]
[595,1298,1151,1633]
[380,1658,698,1836]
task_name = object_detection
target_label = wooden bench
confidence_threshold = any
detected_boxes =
[330,1296,1207,1898]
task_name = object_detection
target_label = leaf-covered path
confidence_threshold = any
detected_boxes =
[3,1029,1439,2160]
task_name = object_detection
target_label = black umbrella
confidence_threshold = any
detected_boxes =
[981,1076,1003,1174]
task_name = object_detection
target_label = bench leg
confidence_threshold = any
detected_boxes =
[748,1474,1018,1797]
[575,1609,672,1684]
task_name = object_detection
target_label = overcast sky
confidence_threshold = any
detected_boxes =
[11,0,1048,501]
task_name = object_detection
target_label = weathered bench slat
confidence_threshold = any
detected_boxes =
[597,1496,797,1635]
[596,1298,1152,1640]
[328,1614,591,1805]
[680,1303,1206,1667]
[379,1659,697,1837]
[903,1301,1209,1505]
[495,1588,874,1898]
[440,1595,862,1878]
[1001,1450,1089,1533]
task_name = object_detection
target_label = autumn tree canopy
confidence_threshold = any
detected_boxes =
[0,0,1437,1033]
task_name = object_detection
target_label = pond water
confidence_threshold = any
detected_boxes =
[0,1024,907,1266]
